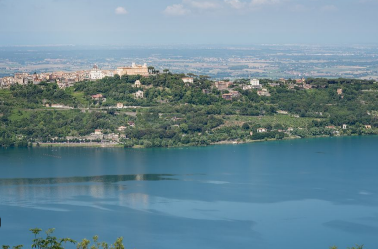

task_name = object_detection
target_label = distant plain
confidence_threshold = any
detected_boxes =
[1,45,378,80]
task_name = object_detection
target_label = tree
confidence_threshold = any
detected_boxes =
[148,66,155,74]
[242,123,250,130]
[163,69,169,74]
[2,228,125,249]
[29,228,76,249]
[180,123,189,133]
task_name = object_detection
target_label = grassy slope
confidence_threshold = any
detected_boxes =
[220,115,319,128]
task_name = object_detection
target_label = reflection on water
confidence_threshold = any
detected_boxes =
[0,174,176,185]
[119,193,151,211]
[0,174,175,211]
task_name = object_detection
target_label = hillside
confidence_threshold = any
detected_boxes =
[1,74,378,148]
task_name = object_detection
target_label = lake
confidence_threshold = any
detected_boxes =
[1,136,378,249]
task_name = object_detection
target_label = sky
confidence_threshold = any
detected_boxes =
[0,0,377,46]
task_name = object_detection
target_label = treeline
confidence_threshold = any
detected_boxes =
[10,83,77,108]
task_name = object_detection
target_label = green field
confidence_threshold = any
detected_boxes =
[71,91,88,105]
[222,115,320,128]
[8,109,30,122]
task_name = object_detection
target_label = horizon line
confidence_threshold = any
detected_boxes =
[1,43,378,48]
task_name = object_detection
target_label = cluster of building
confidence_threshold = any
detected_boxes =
[222,91,241,100]
[63,129,122,144]
[2,63,313,104]
[180,78,266,100]
[0,71,90,89]
[211,79,271,100]
[253,123,373,138]
[211,78,313,100]
[89,65,115,80]
[0,63,150,89]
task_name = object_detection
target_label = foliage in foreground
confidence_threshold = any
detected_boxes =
[2,228,125,249]
[1,228,365,249]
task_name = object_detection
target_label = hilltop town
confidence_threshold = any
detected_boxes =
[0,63,150,89]
[0,64,378,148]
[0,61,287,102]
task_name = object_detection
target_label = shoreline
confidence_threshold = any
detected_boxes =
[31,134,368,149]
[35,142,124,148]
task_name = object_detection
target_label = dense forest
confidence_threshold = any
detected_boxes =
[0,73,377,148]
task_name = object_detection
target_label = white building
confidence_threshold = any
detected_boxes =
[94,129,103,135]
[251,79,260,86]
[90,65,104,80]
[51,104,65,108]
[134,80,142,88]
[243,79,261,90]
[134,90,144,99]
[242,84,252,90]
[117,63,149,76]
[102,70,114,78]
[182,77,194,84]
[257,88,271,97]
[257,128,267,133]
[118,126,127,132]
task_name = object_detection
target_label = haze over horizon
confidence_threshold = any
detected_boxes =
[0,0,377,46]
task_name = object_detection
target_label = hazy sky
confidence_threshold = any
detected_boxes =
[0,0,377,45]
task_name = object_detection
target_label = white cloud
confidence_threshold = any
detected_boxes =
[184,0,221,10]
[164,0,219,16]
[321,5,338,12]
[164,4,191,16]
[224,0,281,11]
[115,7,128,15]
[164,0,279,16]
[224,0,247,9]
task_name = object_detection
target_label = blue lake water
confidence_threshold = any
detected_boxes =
[1,136,378,248]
